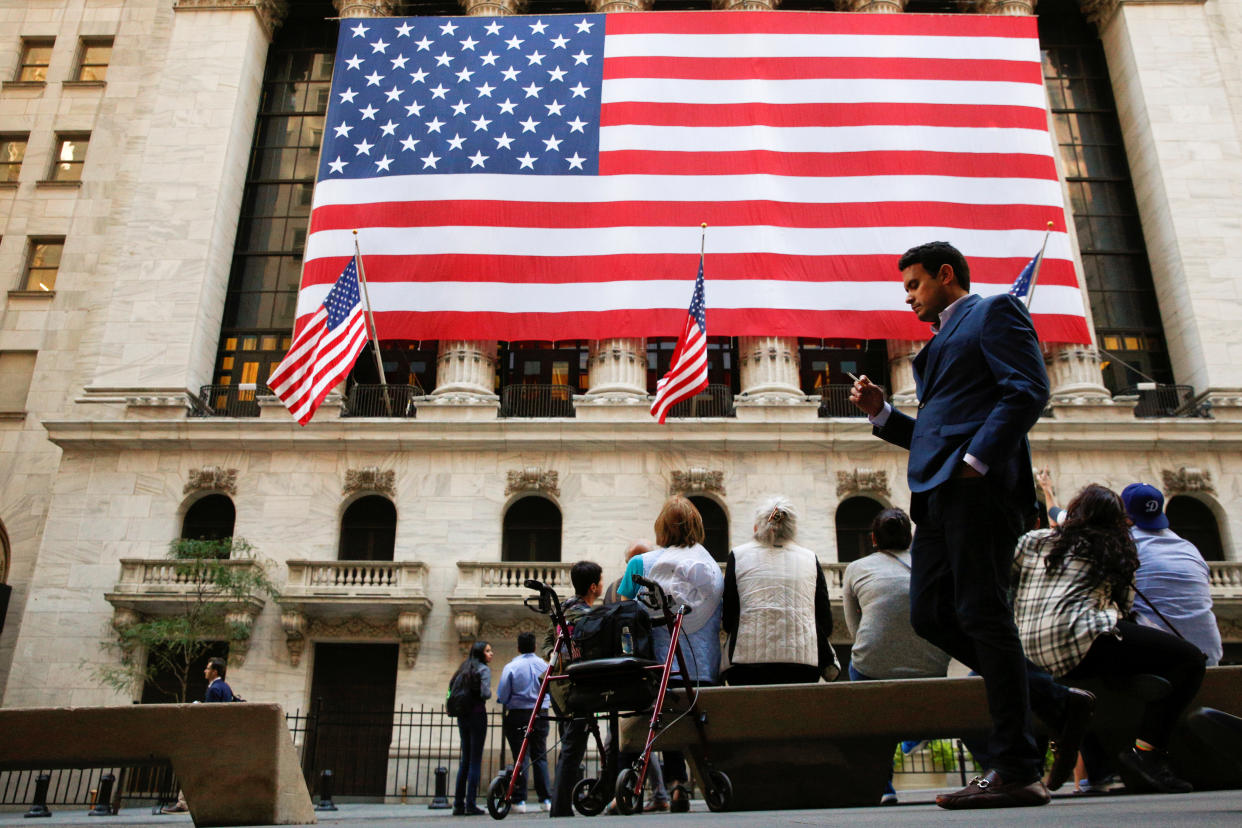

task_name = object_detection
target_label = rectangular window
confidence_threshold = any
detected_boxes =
[50,134,89,181]
[75,37,112,81]
[16,38,54,82]
[24,238,64,291]
[0,351,37,411]
[0,135,27,182]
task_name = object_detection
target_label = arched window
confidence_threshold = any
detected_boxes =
[502,497,562,562]
[835,497,885,564]
[181,494,235,541]
[1166,496,1224,562]
[688,496,730,563]
[339,496,397,561]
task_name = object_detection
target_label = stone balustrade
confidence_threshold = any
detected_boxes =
[110,556,263,590]
[284,559,428,594]
[1209,562,1242,598]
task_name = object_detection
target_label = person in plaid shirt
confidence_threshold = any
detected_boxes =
[1013,484,1207,794]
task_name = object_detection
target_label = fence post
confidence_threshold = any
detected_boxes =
[429,766,451,809]
[89,773,115,816]
[956,740,968,787]
[315,769,338,812]
[25,773,53,818]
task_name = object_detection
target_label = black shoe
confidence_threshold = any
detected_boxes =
[669,783,690,813]
[1117,748,1193,794]
[452,806,465,816]
[1045,688,1096,791]
[935,770,1050,810]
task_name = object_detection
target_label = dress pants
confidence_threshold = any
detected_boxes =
[908,478,1064,782]
[502,707,551,804]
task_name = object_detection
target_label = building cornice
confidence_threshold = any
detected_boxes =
[173,0,290,41]
[40,416,1242,454]
[1079,0,1207,28]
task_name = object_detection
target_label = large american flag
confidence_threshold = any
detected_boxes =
[301,11,1091,344]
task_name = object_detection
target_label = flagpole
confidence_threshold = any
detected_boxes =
[1025,220,1054,309]
[353,230,393,417]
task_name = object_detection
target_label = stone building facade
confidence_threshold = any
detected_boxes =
[1,0,1241,729]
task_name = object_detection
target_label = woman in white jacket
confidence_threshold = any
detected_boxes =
[722,496,836,686]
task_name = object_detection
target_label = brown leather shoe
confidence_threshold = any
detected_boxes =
[936,770,1050,810]
[1045,688,1097,791]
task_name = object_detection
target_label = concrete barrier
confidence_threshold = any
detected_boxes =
[625,666,1242,810]
[0,703,316,826]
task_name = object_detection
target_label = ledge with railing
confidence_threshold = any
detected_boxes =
[283,560,429,599]
[1210,562,1242,599]
[666,383,736,418]
[189,384,268,418]
[1116,384,1210,418]
[817,384,879,418]
[103,558,266,622]
[342,384,423,418]
[500,384,577,418]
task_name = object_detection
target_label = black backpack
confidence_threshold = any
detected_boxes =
[571,601,654,662]
[445,662,480,716]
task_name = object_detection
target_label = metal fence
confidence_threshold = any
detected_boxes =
[817,384,882,418]
[666,384,736,418]
[1117,384,1208,418]
[190,384,265,418]
[0,765,177,810]
[500,384,577,418]
[342,384,423,418]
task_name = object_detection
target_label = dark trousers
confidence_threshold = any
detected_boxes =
[551,717,589,817]
[454,710,488,810]
[502,708,551,803]
[724,663,821,686]
[909,478,1065,781]
[1065,620,1206,749]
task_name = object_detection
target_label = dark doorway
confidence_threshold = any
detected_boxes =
[835,497,886,563]
[339,496,397,561]
[181,495,235,541]
[1166,496,1224,561]
[689,496,730,563]
[306,643,398,797]
[141,641,229,704]
[502,497,562,562]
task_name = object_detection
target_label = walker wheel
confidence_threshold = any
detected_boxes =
[615,768,644,815]
[572,777,606,817]
[704,769,733,812]
[486,772,512,820]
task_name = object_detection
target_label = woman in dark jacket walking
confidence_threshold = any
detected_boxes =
[452,640,493,815]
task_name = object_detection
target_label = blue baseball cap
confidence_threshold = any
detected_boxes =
[1122,483,1169,530]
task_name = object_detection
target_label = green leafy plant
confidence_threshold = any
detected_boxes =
[95,537,277,702]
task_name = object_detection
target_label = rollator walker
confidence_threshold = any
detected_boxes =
[486,575,733,818]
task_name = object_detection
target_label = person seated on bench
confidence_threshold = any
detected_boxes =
[617,496,724,813]
[1013,484,1207,794]
[843,507,952,805]
[545,560,604,818]
[723,495,836,687]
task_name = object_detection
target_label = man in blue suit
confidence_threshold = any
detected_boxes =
[851,242,1092,809]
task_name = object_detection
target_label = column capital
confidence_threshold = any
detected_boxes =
[833,0,906,12]
[971,0,1037,15]
[713,0,782,9]
[458,0,529,15]
[331,0,397,19]
[173,0,289,41]
[586,0,654,11]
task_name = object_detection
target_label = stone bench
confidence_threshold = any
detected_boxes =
[0,703,316,826]
[625,665,1242,810]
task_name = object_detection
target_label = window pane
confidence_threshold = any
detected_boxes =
[0,137,27,182]
[51,136,88,181]
[77,41,112,81]
[18,41,53,82]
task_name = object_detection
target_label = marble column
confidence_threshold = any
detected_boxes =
[578,0,653,416]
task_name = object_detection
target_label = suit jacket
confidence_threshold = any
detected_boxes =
[875,293,1049,505]
[204,678,234,703]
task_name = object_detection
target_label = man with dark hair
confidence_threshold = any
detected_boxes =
[497,633,552,813]
[546,561,603,817]
[851,241,1093,809]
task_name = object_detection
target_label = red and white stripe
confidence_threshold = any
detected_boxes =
[268,298,369,426]
[299,11,1090,345]
[651,315,708,425]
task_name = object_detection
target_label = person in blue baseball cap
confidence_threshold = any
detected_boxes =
[1122,482,1221,666]
[1121,483,1170,531]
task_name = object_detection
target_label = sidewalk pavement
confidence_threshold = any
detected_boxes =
[3,790,1242,828]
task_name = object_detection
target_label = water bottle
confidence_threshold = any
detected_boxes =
[621,626,633,656]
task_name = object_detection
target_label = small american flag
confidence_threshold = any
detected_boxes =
[651,262,708,424]
[269,257,369,425]
[1009,248,1044,307]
